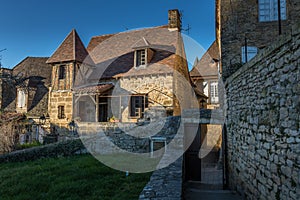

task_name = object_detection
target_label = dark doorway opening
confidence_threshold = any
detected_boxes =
[99,97,108,122]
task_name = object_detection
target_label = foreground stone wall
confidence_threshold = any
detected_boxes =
[225,28,300,199]
[0,139,86,163]
[77,116,181,153]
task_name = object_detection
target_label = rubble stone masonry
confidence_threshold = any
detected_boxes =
[48,63,75,131]
[225,27,300,199]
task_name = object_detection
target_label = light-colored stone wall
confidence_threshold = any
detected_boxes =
[120,73,174,122]
[49,62,75,131]
[225,28,300,199]
[48,91,73,129]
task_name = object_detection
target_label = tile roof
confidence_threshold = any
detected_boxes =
[131,37,151,49]
[84,26,186,81]
[190,41,220,78]
[11,57,52,117]
[73,83,113,95]
[46,29,92,64]
[13,57,51,86]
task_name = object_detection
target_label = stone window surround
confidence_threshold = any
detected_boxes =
[258,0,287,22]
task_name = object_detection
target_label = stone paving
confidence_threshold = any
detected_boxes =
[183,153,242,200]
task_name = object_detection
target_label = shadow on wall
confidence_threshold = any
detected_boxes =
[44,123,77,144]
[1,79,16,111]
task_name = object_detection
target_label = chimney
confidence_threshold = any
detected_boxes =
[168,9,181,31]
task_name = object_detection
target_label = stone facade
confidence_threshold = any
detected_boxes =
[48,63,76,130]
[120,73,174,122]
[217,0,300,80]
[225,27,300,199]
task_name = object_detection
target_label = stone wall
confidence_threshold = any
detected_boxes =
[76,116,181,153]
[48,62,75,131]
[225,27,300,199]
[0,139,86,163]
[48,90,73,130]
[139,157,183,200]
[218,0,300,80]
[120,73,174,122]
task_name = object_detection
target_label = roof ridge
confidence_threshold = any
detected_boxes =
[91,25,169,39]
[73,29,76,61]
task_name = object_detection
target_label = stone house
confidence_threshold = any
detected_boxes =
[189,41,222,153]
[12,57,51,119]
[216,0,300,80]
[0,57,52,118]
[190,41,220,109]
[46,9,206,131]
[0,57,52,143]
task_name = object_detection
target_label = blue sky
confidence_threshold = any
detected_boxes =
[0,0,215,69]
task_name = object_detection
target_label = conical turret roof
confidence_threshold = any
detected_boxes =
[46,29,91,64]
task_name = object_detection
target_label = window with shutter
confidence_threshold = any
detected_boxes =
[17,90,26,108]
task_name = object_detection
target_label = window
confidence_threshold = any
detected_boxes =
[259,0,287,22]
[130,95,148,118]
[17,90,26,108]
[136,49,146,66]
[58,106,65,119]
[59,65,66,79]
[210,81,219,104]
[241,46,258,63]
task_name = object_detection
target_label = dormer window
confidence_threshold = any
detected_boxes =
[132,37,153,68]
[136,49,146,67]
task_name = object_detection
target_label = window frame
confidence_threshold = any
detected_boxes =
[241,46,258,63]
[58,65,66,80]
[210,81,219,104]
[135,49,146,67]
[258,0,287,22]
[58,105,65,119]
[129,95,148,118]
[17,89,26,108]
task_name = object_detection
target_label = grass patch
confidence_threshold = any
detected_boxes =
[15,140,42,150]
[0,154,151,200]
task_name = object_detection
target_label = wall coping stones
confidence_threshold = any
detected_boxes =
[139,157,183,200]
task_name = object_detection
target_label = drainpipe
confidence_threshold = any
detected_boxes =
[278,0,282,35]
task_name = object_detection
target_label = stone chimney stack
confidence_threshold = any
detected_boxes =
[168,9,181,31]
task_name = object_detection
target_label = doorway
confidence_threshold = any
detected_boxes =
[99,97,108,122]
